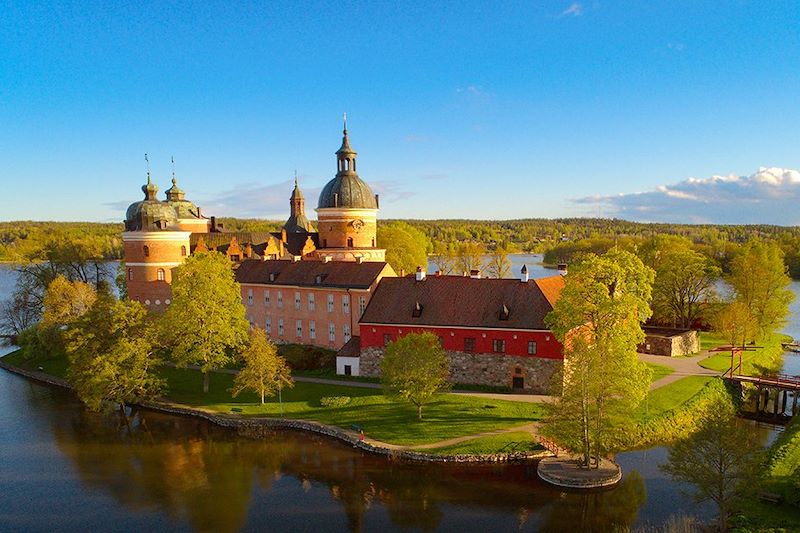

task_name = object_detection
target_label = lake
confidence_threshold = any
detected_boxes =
[0,260,794,531]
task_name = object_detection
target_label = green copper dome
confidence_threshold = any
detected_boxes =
[317,124,378,210]
[165,176,201,219]
[125,176,180,231]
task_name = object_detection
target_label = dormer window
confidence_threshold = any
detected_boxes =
[499,304,510,321]
[412,301,423,318]
[315,274,324,284]
[269,272,277,282]
[156,219,168,230]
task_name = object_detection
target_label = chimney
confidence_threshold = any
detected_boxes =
[210,216,217,232]
[197,207,202,218]
[323,256,332,263]
[435,270,442,277]
[521,264,529,283]
[415,266,426,281]
[470,269,481,279]
[356,256,364,264]
[375,194,380,208]
[558,263,568,276]
[291,255,300,263]
[281,228,287,243]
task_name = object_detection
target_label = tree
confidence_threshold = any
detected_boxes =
[485,243,512,278]
[728,241,794,340]
[163,251,250,393]
[65,293,164,412]
[41,276,97,327]
[377,221,431,276]
[651,248,720,328]
[661,396,764,532]
[543,247,655,468]
[430,241,457,275]
[457,242,485,274]
[713,300,757,349]
[0,287,39,337]
[231,328,293,404]
[381,332,450,420]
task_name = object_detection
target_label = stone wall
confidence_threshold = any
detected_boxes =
[360,347,561,394]
[639,328,699,357]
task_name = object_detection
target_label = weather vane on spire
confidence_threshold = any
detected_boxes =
[294,169,298,186]
[144,153,151,183]
[343,112,347,133]
[171,156,177,184]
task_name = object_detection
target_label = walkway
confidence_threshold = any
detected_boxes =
[639,352,721,391]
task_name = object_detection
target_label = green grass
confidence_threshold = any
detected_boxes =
[636,376,715,421]
[646,361,674,383]
[416,431,544,455]
[2,349,68,377]
[160,366,545,446]
[699,331,727,352]
[699,333,789,374]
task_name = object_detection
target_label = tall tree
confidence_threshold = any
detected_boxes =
[543,247,655,468]
[485,244,512,279]
[727,241,794,340]
[41,276,97,327]
[163,251,250,393]
[231,328,293,404]
[430,241,457,275]
[661,396,764,532]
[457,242,485,274]
[651,248,720,328]
[381,332,450,420]
[377,221,431,276]
[65,293,164,412]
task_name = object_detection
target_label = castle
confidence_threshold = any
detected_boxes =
[122,121,390,311]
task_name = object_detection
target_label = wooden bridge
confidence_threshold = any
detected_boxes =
[727,373,800,420]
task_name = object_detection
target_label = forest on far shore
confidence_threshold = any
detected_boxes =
[2,217,800,279]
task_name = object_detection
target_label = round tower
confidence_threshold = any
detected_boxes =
[122,167,191,310]
[314,118,385,262]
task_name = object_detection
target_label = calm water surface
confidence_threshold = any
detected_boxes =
[0,261,792,531]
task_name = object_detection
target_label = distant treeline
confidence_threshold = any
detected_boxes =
[3,218,800,277]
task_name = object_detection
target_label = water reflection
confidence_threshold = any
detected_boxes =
[0,371,660,532]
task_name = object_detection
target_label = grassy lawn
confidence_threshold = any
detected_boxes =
[699,331,727,352]
[160,366,544,446]
[636,376,715,421]
[2,349,68,377]
[699,333,788,374]
[646,361,673,383]
[416,431,544,455]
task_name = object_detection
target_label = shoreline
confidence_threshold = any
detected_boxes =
[0,357,552,465]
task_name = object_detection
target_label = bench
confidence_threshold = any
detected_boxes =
[758,491,782,504]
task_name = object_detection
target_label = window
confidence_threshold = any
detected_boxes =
[278,318,284,337]
[383,333,392,346]
[342,295,350,314]
[328,322,335,342]
[347,237,354,247]
[308,293,315,311]
[247,288,253,306]
[157,268,165,281]
[493,339,506,353]
[343,324,351,343]
[358,296,366,317]
[277,291,283,309]
[181,245,187,256]
[143,245,150,257]
[127,268,133,281]
[327,294,334,313]
[264,290,270,306]
[309,320,316,340]
[296,320,302,338]
[295,292,301,310]
[230,254,240,262]
[265,316,272,334]
[464,337,476,352]
[528,341,537,355]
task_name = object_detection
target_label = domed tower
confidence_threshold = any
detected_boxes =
[314,118,385,262]
[165,161,210,233]
[283,176,315,233]
[122,162,191,310]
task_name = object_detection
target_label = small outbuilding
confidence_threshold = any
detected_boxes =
[639,327,699,357]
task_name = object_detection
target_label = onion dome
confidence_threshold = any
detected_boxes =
[165,175,200,219]
[284,176,315,233]
[317,120,378,210]
[125,174,179,231]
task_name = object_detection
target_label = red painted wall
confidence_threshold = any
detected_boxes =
[360,324,563,360]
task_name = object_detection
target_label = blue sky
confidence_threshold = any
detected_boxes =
[2,1,799,224]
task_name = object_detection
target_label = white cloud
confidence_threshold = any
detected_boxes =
[574,167,800,225]
[560,2,583,17]
[198,179,318,219]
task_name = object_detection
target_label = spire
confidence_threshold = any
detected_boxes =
[284,173,314,233]
[336,114,357,175]
[141,153,158,200]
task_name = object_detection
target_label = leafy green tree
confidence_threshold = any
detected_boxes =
[543,247,655,468]
[651,248,721,328]
[713,301,757,350]
[661,396,764,532]
[727,241,794,340]
[456,242,485,274]
[232,328,293,404]
[163,251,250,393]
[377,221,431,276]
[381,332,450,420]
[41,276,97,327]
[430,241,457,275]
[65,293,164,412]
[485,243,512,278]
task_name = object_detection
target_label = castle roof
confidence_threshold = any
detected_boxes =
[235,259,391,289]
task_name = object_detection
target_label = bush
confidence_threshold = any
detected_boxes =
[278,343,336,371]
[320,396,351,408]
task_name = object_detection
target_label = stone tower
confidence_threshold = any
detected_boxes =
[314,118,385,262]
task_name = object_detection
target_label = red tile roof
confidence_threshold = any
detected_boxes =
[535,275,565,307]
[359,275,564,330]
[235,259,392,289]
